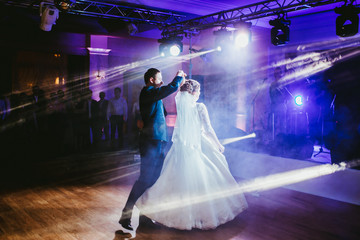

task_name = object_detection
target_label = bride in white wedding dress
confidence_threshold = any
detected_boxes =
[136,79,247,230]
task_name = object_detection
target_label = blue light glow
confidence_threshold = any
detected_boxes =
[295,95,303,106]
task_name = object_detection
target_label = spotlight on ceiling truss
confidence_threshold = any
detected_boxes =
[54,0,76,12]
[213,28,232,52]
[269,14,291,46]
[335,3,360,37]
[39,1,59,31]
[158,36,183,57]
[233,21,252,48]
[127,23,138,36]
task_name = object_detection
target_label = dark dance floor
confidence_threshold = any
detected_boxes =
[0,149,359,240]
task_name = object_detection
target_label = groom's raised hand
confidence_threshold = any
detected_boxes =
[176,70,187,78]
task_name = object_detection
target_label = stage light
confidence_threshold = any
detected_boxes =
[213,28,232,52]
[269,16,291,46]
[169,45,181,56]
[127,23,138,36]
[234,31,251,48]
[158,36,183,57]
[295,95,303,106]
[233,21,252,48]
[159,42,182,57]
[335,4,360,37]
[39,2,59,31]
[54,0,76,12]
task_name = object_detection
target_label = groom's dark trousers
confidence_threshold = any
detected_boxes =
[122,76,183,215]
[123,137,166,211]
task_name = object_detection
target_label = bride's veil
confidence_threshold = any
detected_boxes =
[171,91,201,149]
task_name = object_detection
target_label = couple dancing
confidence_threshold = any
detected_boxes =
[119,68,247,231]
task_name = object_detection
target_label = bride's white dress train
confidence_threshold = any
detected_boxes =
[136,92,247,230]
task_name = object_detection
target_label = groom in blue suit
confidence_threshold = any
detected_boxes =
[119,68,186,230]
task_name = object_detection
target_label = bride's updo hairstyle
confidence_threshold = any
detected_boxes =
[180,79,200,94]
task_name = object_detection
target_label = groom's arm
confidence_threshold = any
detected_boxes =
[151,76,184,101]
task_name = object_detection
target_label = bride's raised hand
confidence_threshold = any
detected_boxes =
[176,70,187,86]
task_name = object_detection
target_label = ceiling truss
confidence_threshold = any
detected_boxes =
[161,0,347,37]
[0,0,187,25]
[71,0,186,24]
[0,0,351,36]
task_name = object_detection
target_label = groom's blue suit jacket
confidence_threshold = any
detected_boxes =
[139,76,183,141]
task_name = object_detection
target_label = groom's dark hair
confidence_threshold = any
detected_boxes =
[144,68,160,84]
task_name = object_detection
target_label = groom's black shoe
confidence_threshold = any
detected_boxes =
[119,217,133,231]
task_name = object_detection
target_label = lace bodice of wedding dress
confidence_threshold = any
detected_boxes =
[136,91,247,230]
[197,103,224,151]
[197,102,212,132]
